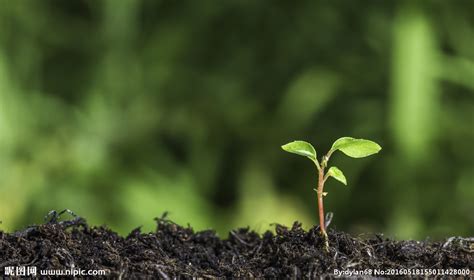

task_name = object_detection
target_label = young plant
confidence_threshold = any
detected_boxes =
[281,137,381,251]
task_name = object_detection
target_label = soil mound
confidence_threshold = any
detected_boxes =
[1,214,472,278]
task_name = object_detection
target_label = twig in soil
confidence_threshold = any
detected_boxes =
[251,242,263,257]
[45,209,86,228]
[293,265,300,278]
[230,230,251,246]
[443,237,456,248]
[56,247,76,268]
[345,261,361,268]
[155,265,169,280]
[324,212,333,229]
[315,212,334,231]
[13,227,36,238]
[22,256,39,266]
[442,236,474,253]
[13,209,85,238]
[45,209,76,223]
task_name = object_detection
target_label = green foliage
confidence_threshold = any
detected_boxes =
[281,141,318,164]
[327,166,347,186]
[282,137,381,190]
[330,137,382,158]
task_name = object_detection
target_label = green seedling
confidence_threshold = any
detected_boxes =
[281,137,381,251]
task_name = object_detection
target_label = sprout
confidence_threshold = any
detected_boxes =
[282,137,381,251]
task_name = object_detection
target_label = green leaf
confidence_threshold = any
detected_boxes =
[327,166,347,185]
[281,140,317,163]
[330,137,381,158]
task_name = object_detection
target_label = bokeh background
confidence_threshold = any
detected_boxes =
[0,0,472,240]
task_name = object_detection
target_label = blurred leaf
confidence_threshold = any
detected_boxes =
[120,172,212,234]
[236,160,313,233]
[439,55,474,91]
[277,69,339,131]
[390,6,439,162]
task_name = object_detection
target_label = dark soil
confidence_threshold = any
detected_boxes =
[0,213,472,279]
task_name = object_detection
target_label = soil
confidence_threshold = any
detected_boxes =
[0,212,472,279]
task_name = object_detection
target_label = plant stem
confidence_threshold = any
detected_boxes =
[317,166,329,252]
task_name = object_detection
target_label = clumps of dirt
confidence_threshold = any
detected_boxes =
[0,214,472,278]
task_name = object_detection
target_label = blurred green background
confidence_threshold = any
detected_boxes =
[0,0,472,240]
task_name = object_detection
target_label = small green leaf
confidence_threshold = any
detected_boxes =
[327,166,347,185]
[330,137,381,158]
[281,140,317,163]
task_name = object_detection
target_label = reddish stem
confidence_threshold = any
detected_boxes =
[317,166,329,251]
[317,167,326,233]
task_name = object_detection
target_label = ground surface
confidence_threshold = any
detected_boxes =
[0,214,472,278]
